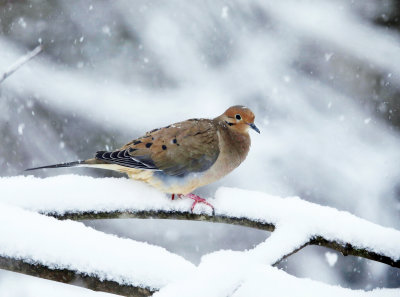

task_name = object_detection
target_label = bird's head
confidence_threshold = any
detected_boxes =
[219,105,260,134]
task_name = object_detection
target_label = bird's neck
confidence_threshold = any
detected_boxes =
[229,129,251,160]
[216,121,251,162]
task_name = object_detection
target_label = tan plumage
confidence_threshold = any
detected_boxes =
[26,105,260,212]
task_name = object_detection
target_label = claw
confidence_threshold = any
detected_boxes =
[186,193,215,215]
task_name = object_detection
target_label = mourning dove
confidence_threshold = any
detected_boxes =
[26,105,260,213]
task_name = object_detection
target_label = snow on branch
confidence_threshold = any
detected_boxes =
[0,175,399,296]
[0,255,152,297]
[4,175,399,268]
[0,44,43,84]
[0,202,195,295]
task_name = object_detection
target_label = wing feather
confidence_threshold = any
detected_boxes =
[95,119,220,176]
[95,150,160,170]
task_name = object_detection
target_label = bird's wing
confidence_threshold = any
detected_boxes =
[95,119,220,176]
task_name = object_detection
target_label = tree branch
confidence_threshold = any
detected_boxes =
[51,210,276,232]
[0,209,397,296]
[0,255,153,297]
[0,44,43,84]
[1,176,399,296]
[309,236,400,267]
[47,209,400,269]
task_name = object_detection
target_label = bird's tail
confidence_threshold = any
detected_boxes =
[25,157,137,174]
[24,158,105,171]
[25,160,87,171]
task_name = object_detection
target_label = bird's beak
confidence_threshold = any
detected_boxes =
[248,123,260,134]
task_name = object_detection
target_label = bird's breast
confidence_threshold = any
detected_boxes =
[198,129,250,184]
[126,129,250,195]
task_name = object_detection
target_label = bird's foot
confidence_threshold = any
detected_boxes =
[171,194,183,200]
[171,193,214,215]
[185,193,215,215]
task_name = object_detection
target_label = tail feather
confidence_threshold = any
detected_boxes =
[25,160,86,171]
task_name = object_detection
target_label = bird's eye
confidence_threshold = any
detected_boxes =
[235,114,242,120]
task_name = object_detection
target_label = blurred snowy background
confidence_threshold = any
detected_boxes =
[1,0,400,295]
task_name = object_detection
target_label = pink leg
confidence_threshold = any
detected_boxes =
[171,194,184,200]
[172,194,184,200]
[185,193,215,215]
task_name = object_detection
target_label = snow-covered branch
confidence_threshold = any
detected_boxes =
[0,175,399,296]
[48,209,399,268]
[0,44,43,84]
[0,202,195,296]
[0,255,153,297]
[6,175,398,267]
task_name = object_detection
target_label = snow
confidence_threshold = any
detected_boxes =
[17,123,24,135]
[0,175,195,214]
[214,187,400,262]
[0,175,399,296]
[2,175,400,263]
[231,266,399,297]
[0,201,195,290]
[325,252,338,267]
[0,270,116,297]
[154,249,398,297]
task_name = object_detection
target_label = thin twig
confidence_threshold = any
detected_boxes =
[272,242,310,267]
[0,44,43,84]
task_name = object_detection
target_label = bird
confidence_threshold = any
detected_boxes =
[26,105,260,214]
